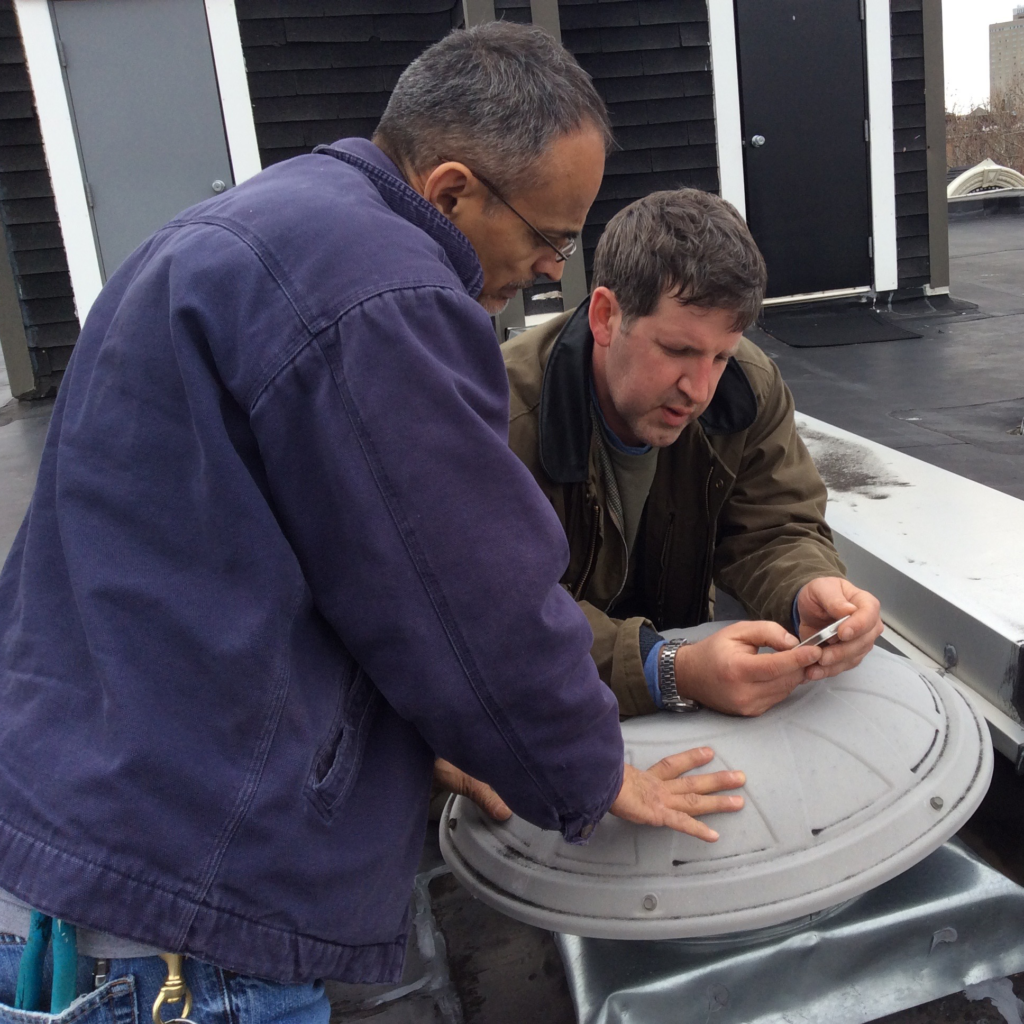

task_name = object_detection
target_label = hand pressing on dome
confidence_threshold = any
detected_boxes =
[609,747,745,841]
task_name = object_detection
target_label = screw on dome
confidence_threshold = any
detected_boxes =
[642,894,658,912]
[930,796,944,810]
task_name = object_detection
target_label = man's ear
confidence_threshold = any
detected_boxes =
[420,162,486,219]
[589,286,621,350]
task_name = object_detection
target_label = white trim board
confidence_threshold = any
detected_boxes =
[14,0,103,324]
[205,0,262,186]
[708,0,745,219]
[707,0,899,298]
[864,0,898,293]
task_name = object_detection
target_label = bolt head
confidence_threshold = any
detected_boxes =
[930,796,944,810]
[642,893,658,911]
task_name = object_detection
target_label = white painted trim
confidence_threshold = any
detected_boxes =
[13,0,102,324]
[865,0,898,293]
[523,312,562,327]
[707,0,745,219]
[761,286,872,307]
[204,0,262,185]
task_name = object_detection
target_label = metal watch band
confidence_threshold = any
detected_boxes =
[658,638,701,713]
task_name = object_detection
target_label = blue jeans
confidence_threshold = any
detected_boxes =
[0,935,330,1024]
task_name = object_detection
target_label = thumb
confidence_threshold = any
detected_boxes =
[728,619,798,651]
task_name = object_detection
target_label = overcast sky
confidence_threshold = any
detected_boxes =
[944,0,1019,111]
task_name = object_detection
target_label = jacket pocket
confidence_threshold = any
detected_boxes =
[305,666,381,820]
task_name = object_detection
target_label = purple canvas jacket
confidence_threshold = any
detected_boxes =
[0,140,624,985]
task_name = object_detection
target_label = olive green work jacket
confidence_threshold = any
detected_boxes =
[504,304,846,717]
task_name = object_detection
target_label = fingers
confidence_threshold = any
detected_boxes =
[433,758,512,821]
[666,815,721,842]
[835,587,882,643]
[610,760,746,842]
[798,578,882,646]
[721,619,800,652]
[667,769,747,795]
[647,746,715,779]
[738,644,822,684]
[808,616,885,680]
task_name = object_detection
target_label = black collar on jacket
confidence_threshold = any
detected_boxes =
[538,299,759,485]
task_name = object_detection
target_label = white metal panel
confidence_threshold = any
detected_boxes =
[707,0,745,219]
[864,0,898,293]
[881,626,1024,768]
[796,413,1024,726]
[13,0,102,323]
[204,0,262,185]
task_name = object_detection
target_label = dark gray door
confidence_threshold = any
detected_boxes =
[734,0,872,299]
[52,0,234,280]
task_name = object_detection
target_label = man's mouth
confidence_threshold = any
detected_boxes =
[498,281,533,300]
[661,405,695,427]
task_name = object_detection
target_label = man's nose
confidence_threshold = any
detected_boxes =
[680,361,714,406]
[532,251,565,282]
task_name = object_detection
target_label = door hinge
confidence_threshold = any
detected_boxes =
[864,119,870,142]
[83,181,95,209]
[868,236,874,258]
[860,0,865,19]
[55,39,67,68]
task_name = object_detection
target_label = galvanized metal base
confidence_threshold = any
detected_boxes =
[555,840,1024,1024]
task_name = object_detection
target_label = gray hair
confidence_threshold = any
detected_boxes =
[374,22,612,197]
[592,190,767,333]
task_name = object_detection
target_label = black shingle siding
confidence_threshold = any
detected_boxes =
[560,0,717,276]
[494,1,532,25]
[0,0,77,396]
[890,0,929,290]
[235,0,463,167]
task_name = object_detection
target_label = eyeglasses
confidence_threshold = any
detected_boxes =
[470,169,578,263]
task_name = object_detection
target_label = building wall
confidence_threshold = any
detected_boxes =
[557,0,717,276]
[235,0,463,168]
[891,0,931,291]
[0,0,78,398]
[990,11,1024,106]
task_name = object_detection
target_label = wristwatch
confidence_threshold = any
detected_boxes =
[658,639,701,713]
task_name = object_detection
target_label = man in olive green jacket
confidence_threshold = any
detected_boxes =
[504,190,883,718]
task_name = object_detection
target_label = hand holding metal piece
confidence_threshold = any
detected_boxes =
[794,578,884,681]
[673,621,823,717]
[794,614,852,648]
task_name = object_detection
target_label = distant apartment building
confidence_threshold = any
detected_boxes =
[991,6,1024,105]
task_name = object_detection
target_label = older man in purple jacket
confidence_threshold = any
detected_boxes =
[0,23,744,1024]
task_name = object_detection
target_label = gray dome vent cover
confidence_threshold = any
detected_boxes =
[440,648,993,939]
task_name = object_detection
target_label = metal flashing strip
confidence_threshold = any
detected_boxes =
[796,413,1024,732]
[879,628,1024,772]
[949,187,1024,202]
[761,286,872,307]
[556,841,1024,1024]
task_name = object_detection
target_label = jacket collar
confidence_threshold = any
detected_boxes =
[313,138,484,298]
[539,297,759,484]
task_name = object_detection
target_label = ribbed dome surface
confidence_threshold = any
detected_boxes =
[441,648,992,939]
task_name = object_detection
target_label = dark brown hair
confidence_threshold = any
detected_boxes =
[592,190,767,332]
